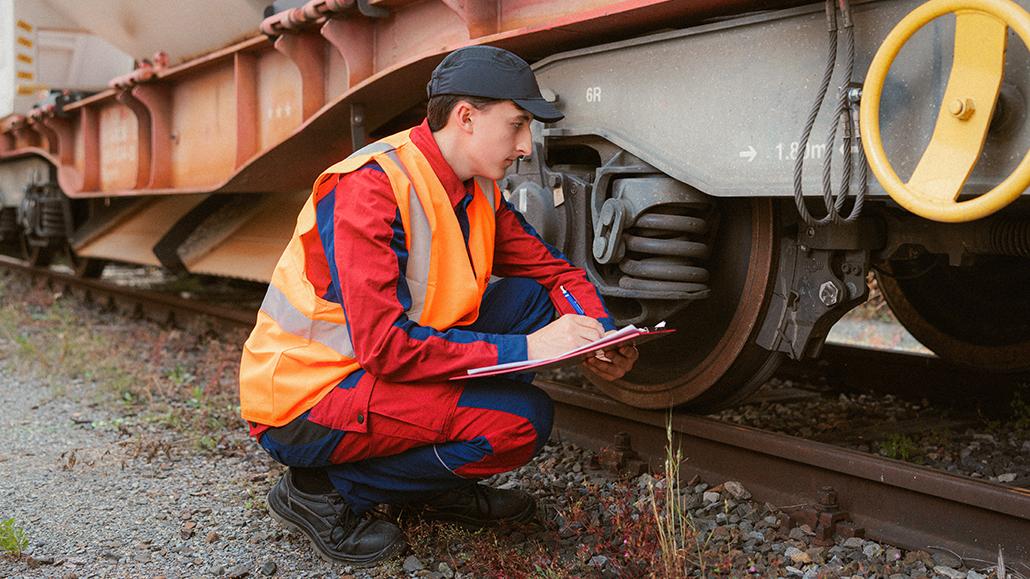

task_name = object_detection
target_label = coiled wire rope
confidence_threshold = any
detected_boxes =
[793,0,868,226]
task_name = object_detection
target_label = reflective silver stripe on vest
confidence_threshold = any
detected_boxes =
[474,177,497,213]
[345,141,395,160]
[382,150,433,323]
[260,284,355,358]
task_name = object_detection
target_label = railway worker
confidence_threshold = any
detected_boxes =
[239,45,638,565]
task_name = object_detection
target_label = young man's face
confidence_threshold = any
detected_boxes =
[464,100,533,180]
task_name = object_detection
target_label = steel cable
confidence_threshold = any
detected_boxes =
[793,0,867,226]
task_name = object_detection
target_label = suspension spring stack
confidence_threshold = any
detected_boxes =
[619,200,713,294]
[20,184,70,241]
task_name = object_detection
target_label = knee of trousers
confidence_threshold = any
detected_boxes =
[496,384,554,458]
[502,278,555,331]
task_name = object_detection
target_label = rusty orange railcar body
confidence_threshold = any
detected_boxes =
[0,0,798,200]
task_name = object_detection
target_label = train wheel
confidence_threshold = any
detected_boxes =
[20,235,53,267]
[586,198,781,411]
[876,256,1030,372]
[64,246,106,279]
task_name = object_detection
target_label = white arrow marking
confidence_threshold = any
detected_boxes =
[739,145,757,162]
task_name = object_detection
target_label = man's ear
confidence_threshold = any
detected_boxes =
[450,101,475,134]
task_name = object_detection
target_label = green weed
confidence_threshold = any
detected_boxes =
[878,433,919,461]
[0,517,28,556]
[1011,383,1030,429]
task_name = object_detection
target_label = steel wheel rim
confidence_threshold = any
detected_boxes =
[589,198,778,409]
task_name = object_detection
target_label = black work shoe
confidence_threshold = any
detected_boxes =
[267,470,405,566]
[408,483,536,529]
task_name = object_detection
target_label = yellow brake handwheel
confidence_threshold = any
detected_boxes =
[860,0,1030,223]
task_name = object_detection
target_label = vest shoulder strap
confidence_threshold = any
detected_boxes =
[474,177,498,213]
[317,130,413,180]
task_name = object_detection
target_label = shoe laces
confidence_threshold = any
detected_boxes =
[467,484,493,516]
[326,494,362,545]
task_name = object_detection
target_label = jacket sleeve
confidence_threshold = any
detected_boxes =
[492,198,617,331]
[325,167,527,383]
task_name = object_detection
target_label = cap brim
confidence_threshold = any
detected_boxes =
[513,98,564,123]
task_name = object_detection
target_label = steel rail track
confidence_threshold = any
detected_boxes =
[542,380,1030,568]
[0,256,257,328]
[2,258,1027,567]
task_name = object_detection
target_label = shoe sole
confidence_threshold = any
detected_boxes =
[267,488,406,567]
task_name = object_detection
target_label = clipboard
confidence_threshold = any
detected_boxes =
[451,322,675,380]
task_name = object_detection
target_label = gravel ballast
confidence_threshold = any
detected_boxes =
[0,274,1021,578]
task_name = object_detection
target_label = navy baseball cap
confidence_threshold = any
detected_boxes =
[427,46,564,123]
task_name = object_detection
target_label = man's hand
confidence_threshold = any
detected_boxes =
[527,314,604,360]
[582,331,639,381]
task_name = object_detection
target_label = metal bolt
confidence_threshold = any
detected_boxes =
[819,281,840,307]
[614,432,632,450]
[817,486,839,509]
[846,87,862,105]
[949,97,975,121]
[806,227,816,238]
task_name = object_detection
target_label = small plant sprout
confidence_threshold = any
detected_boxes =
[0,517,28,556]
[648,413,696,577]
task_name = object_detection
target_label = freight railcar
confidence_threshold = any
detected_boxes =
[1,0,1028,410]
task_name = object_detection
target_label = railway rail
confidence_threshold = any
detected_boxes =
[3,258,1028,569]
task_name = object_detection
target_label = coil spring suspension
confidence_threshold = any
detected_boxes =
[618,199,714,294]
[981,218,1030,257]
[38,195,67,238]
[19,184,71,240]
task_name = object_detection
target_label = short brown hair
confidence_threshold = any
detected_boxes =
[426,95,503,131]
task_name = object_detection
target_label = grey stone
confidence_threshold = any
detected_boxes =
[885,548,902,562]
[784,546,811,565]
[588,555,608,568]
[933,566,967,579]
[966,570,987,579]
[438,562,454,579]
[703,491,721,503]
[785,565,804,576]
[722,481,751,500]
[863,542,884,559]
[842,537,865,549]
[259,561,277,576]
[788,526,807,541]
[403,555,426,573]
[227,562,253,578]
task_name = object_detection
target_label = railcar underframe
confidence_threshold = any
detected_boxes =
[1,0,1028,409]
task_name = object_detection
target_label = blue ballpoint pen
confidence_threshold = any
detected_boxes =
[559,284,586,315]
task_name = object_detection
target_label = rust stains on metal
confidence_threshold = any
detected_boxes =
[786,486,865,546]
[4,0,803,200]
[538,379,1030,566]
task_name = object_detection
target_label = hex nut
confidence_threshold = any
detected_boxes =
[819,281,840,307]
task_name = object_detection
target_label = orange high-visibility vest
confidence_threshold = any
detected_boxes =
[239,129,500,426]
